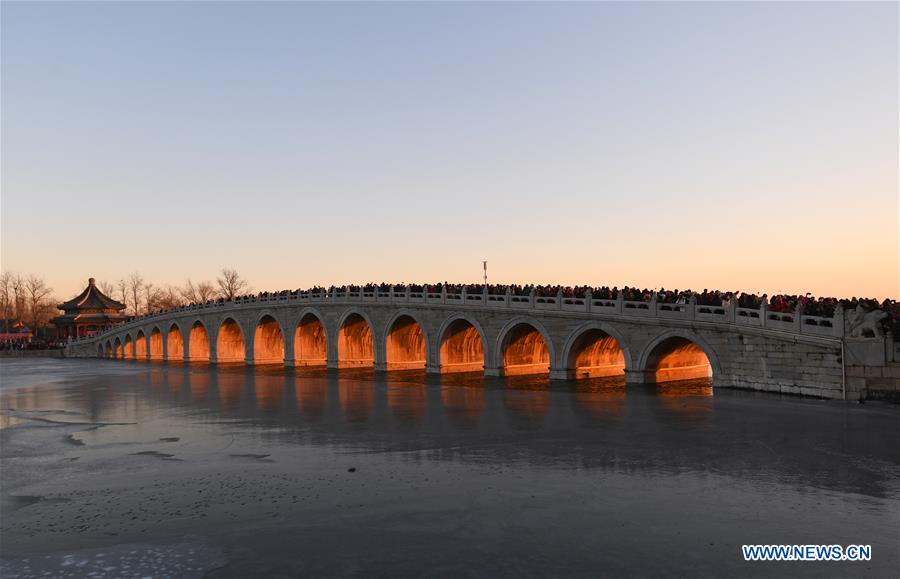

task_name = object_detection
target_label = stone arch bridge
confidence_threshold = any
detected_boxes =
[66,288,893,401]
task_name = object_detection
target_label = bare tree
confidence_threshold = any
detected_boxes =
[98,280,116,298]
[197,281,217,302]
[0,271,13,332]
[143,281,155,314]
[25,275,55,332]
[216,268,249,301]
[143,282,183,313]
[180,279,218,304]
[127,272,144,315]
[11,274,25,322]
[117,279,129,314]
[154,286,184,310]
[180,280,196,304]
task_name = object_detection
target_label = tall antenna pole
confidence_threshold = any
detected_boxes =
[482,260,488,286]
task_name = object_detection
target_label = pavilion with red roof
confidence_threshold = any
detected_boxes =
[51,277,127,339]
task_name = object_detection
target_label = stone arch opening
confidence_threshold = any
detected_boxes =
[97,343,104,358]
[439,318,485,373]
[105,340,112,358]
[149,328,164,360]
[501,323,550,376]
[294,313,327,366]
[644,336,712,383]
[188,322,210,362]
[385,315,426,370]
[167,324,184,361]
[254,315,285,365]
[124,335,134,359]
[337,313,373,367]
[114,338,123,359]
[567,329,626,379]
[135,331,147,360]
[216,318,245,363]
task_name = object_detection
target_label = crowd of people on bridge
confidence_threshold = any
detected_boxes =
[112,282,899,340]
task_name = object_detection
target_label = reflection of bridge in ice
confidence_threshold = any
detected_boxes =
[14,364,894,504]
[67,288,889,400]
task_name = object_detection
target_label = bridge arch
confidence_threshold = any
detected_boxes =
[436,313,487,373]
[560,322,632,379]
[148,326,164,360]
[637,329,720,384]
[294,308,328,366]
[187,320,210,362]
[124,333,134,359]
[97,343,104,358]
[105,340,112,358]
[253,311,286,365]
[135,330,147,360]
[114,337,123,359]
[215,317,246,363]
[383,310,429,370]
[494,316,555,376]
[336,309,375,368]
[167,322,184,361]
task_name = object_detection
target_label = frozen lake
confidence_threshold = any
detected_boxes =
[1,358,897,578]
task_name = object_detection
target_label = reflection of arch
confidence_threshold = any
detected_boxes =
[340,382,374,422]
[253,313,285,365]
[114,337,123,359]
[295,310,327,366]
[494,317,554,376]
[189,370,210,402]
[216,371,244,410]
[441,385,485,421]
[387,383,426,421]
[188,320,210,362]
[561,322,631,379]
[437,314,487,373]
[135,330,147,360]
[295,377,328,418]
[254,375,284,411]
[124,334,134,359]
[384,311,428,370]
[504,383,551,419]
[637,330,719,383]
[216,317,245,363]
[337,309,374,368]
[149,327,164,360]
[167,323,184,361]
[573,379,627,419]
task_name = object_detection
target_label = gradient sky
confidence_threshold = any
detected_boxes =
[2,1,897,301]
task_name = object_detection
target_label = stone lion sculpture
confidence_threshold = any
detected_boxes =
[846,305,888,338]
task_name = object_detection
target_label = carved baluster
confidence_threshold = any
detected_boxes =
[833,304,844,337]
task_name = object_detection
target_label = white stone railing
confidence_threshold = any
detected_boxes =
[71,287,847,345]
